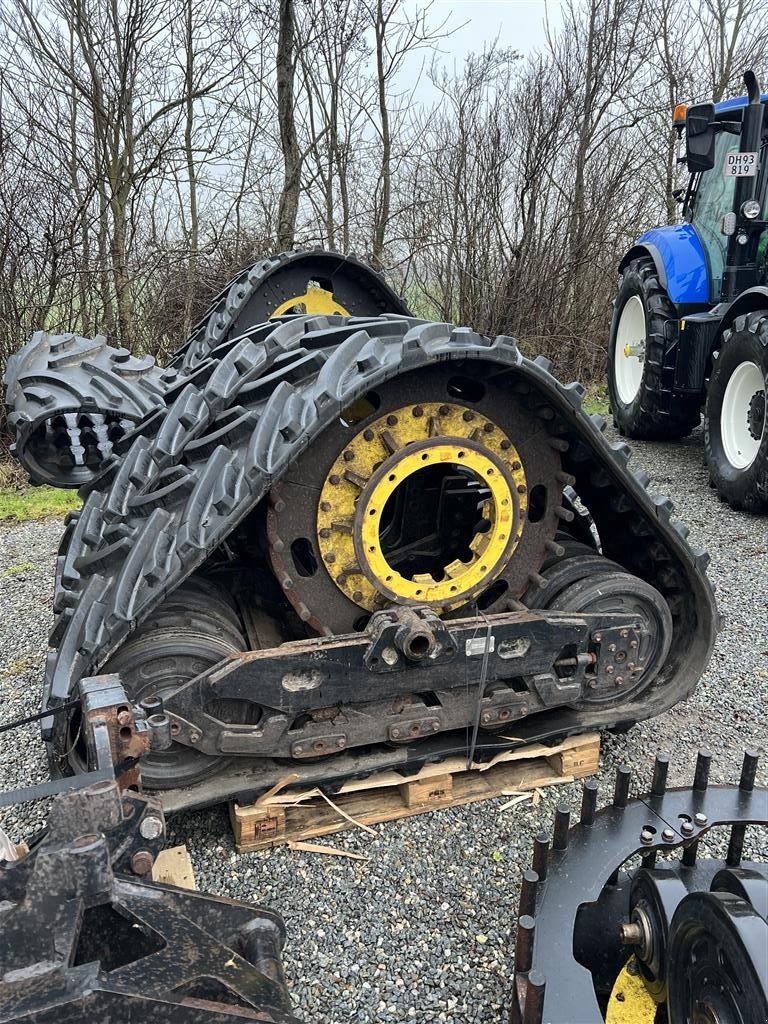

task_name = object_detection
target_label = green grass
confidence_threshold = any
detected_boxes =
[0,484,81,523]
[583,382,610,417]
[2,560,35,576]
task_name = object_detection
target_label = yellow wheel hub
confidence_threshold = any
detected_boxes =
[316,403,528,612]
[272,285,350,317]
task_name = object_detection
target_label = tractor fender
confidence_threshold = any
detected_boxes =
[717,286,768,343]
[618,225,709,306]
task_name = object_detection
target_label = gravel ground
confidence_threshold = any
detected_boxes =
[0,425,766,1022]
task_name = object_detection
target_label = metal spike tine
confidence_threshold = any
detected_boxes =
[580,778,599,826]
[613,765,631,808]
[519,870,539,919]
[532,833,549,881]
[515,915,535,972]
[524,970,546,1024]
[553,804,571,851]
[726,822,747,867]
[651,753,670,796]
[739,749,758,792]
[682,839,698,868]
[693,750,712,791]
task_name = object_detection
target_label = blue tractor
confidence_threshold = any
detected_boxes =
[608,71,768,512]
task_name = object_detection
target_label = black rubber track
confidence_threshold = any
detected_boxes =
[5,250,410,487]
[42,314,719,798]
[704,310,768,513]
[608,257,701,440]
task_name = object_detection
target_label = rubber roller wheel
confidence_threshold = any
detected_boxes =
[546,570,673,707]
[73,579,254,790]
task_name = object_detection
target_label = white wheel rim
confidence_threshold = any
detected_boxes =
[720,359,765,470]
[615,295,646,405]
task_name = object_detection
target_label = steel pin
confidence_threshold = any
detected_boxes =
[693,749,712,791]
[613,765,631,808]
[580,778,598,826]
[739,749,758,792]
[515,915,535,972]
[532,833,549,881]
[519,870,539,919]
[524,970,546,1024]
[651,753,669,796]
[553,804,571,851]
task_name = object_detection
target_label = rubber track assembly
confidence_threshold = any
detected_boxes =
[19,303,719,811]
[5,250,410,488]
[511,750,767,1024]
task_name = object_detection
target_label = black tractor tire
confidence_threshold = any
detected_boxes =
[704,312,768,513]
[608,257,701,440]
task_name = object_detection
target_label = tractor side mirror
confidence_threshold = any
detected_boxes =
[686,102,716,172]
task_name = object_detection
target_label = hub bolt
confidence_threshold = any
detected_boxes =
[131,850,154,876]
[139,815,164,841]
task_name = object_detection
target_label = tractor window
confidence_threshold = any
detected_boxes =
[689,130,740,301]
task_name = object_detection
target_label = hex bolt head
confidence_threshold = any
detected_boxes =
[681,820,694,836]
[606,665,614,674]
[139,815,164,841]
[615,676,624,686]
[391,728,400,739]
[661,828,675,842]
[640,828,655,844]
[482,712,491,724]
[189,731,201,744]
[694,812,708,827]
[336,738,345,748]
[294,745,304,755]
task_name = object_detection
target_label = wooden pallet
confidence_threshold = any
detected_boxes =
[230,732,600,853]
[151,844,197,889]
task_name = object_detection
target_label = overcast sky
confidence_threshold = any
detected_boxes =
[400,0,565,100]
[429,0,564,57]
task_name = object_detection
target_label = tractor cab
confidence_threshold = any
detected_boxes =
[680,84,768,305]
[608,72,768,513]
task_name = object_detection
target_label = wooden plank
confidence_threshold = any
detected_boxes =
[231,732,599,853]
[151,845,197,890]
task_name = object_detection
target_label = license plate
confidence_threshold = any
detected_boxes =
[723,151,759,177]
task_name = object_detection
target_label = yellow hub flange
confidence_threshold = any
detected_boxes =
[316,402,528,613]
[605,958,658,1024]
[272,285,350,317]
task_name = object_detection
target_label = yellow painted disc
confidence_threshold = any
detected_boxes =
[272,285,350,317]
[605,958,659,1024]
[315,402,528,613]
